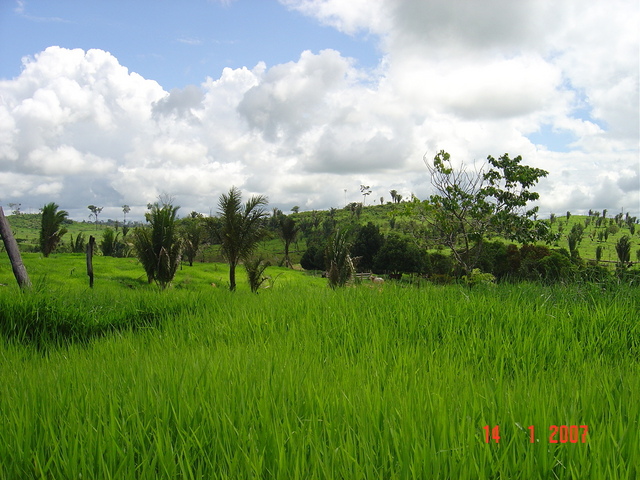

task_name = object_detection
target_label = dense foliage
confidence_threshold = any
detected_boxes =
[420,151,557,274]
[131,202,182,289]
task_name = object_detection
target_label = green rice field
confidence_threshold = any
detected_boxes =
[0,254,638,478]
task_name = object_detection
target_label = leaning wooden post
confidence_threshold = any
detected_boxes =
[86,235,95,288]
[0,206,32,289]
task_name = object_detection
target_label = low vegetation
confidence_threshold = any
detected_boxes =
[0,255,638,478]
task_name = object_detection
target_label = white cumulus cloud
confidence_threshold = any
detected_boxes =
[1,0,638,219]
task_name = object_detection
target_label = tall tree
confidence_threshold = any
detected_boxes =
[420,150,557,274]
[131,202,182,289]
[360,184,371,205]
[279,216,299,268]
[87,205,103,228]
[122,204,131,224]
[217,187,268,291]
[39,202,68,257]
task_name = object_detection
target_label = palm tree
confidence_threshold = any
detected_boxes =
[217,187,268,291]
[180,217,204,266]
[122,204,131,225]
[69,232,86,253]
[279,216,299,268]
[39,202,68,257]
[325,229,354,289]
[131,202,182,289]
[87,205,103,229]
[131,228,155,284]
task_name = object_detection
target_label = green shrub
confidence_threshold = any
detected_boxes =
[69,233,86,253]
[373,233,426,276]
[429,273,454,284]
[474,241,509,278]
[131,203,182,289]
[100,228,120,257]
[615,235,631,267]
[244,257,270,293]
[462,268,496,287]
[537,250,575,282]
[428,252,453,276]
[300,243,325,271]
[581,262,612,284]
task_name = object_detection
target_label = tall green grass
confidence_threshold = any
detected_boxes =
[0,258,638,478]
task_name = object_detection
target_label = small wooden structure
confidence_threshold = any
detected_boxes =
[353,272,373,281]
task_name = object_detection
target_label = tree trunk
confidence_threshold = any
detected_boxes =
[284,241,291,268]
[229,263,236,291]
[86,235,95,288]
[0,207,32,289]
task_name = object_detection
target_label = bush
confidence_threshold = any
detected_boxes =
[536,250,575,283]
[301,243,325,271]
[373,233,427,275]
[100,228,120,257]
[428,252,453,276]
[581,262,612,284]
[615,235,632,267]
[69,233,86,254]
[351,222,383,271]
[516,245,548,280]
[462,269,496,287]
[244,257,270,293]
[619,267,640,286]
[429,274,454,285]
[474,241,509,278]
[131,203,182,289]
[325,229,354,289]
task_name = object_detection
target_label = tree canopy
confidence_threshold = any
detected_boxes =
[420,150,557,274]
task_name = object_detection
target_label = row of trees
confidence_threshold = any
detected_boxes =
[125,188,272,291]
[298,150,638,285]
[28,150,639,290]
[33,189,272,291]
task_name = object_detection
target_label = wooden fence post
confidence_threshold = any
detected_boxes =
[86,235,95,288]
[0,206,32,289]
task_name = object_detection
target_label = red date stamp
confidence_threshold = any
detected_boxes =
[483,425,588,443]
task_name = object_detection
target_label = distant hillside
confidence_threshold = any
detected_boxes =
[3,205,639,265]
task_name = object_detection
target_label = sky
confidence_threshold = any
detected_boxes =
[0,0,638,222]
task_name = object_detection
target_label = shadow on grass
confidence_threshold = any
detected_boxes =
[0,292,174,352]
